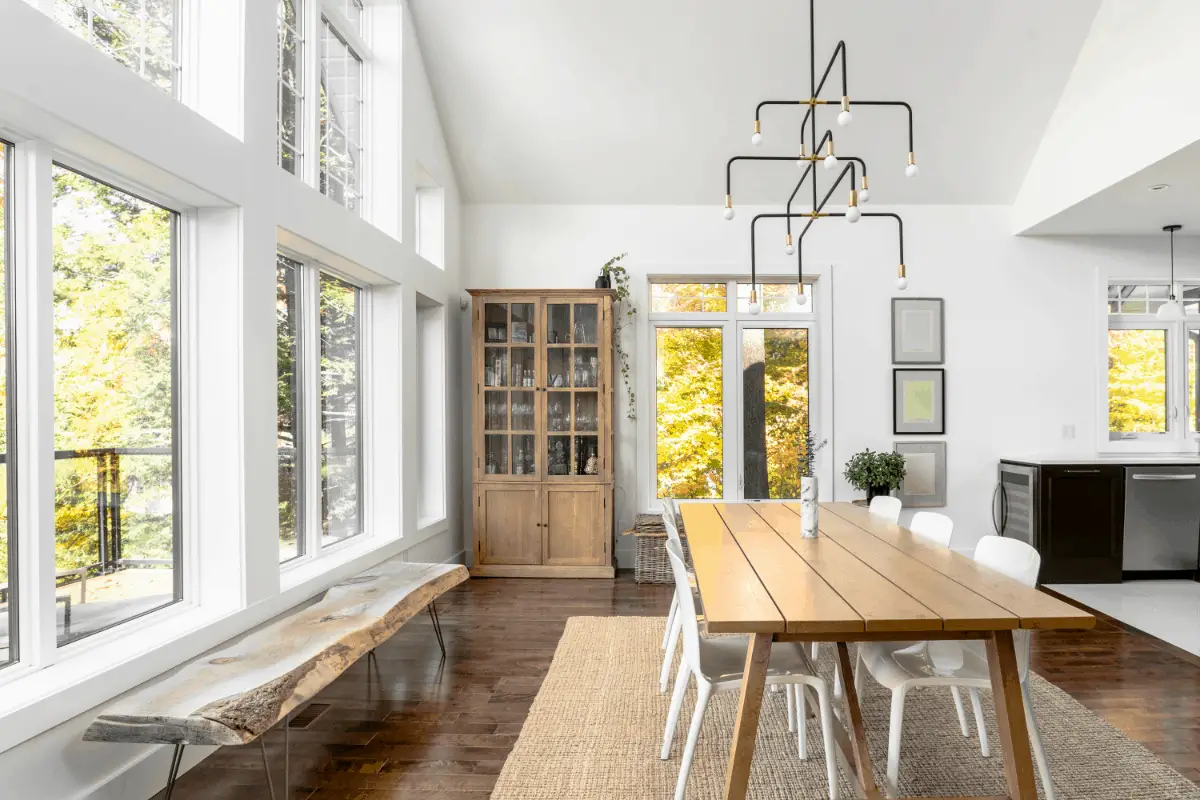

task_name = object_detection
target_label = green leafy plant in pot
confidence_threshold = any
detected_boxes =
[843,448,906,502]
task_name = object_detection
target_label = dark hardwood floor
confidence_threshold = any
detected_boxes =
[154,574,1200,799]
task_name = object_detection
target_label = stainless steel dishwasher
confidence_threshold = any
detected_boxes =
[1123,466,1200,571]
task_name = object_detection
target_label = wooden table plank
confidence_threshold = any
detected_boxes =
[813,509,1019,631]
[679,503,785,634]
[821,502,1095,630]
[754,503,944,633]
[714,504,864,635]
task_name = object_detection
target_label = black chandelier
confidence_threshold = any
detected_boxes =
[723,0,918,310]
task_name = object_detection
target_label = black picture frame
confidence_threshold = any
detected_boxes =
[893,368,945,435]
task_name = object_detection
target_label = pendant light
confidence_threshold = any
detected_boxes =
[1157,224,1185,321]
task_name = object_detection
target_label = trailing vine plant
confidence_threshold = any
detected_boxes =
[601,252,637,419]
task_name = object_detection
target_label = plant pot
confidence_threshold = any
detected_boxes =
[800,476,819,538]
[594,274,611,289]
[866,484,891,502]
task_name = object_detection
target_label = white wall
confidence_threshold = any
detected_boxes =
[0,1,466,797]
[464,204,1200,564]
[1013,0,1200,233]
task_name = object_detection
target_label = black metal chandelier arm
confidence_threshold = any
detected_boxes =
[815,40,848,102]
[862,212,905,264]
[725,152,867,200]
[785,162,815,235]
[851,100,915,152]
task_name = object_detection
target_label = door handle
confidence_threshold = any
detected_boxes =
[1131,474,1198,481]
[1063,469,1100,474]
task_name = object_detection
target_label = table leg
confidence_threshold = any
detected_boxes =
[986,631,1037,800]
[722,633,772,800]
[836,642,882,799]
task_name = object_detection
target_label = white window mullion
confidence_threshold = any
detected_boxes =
[14,141,58,669]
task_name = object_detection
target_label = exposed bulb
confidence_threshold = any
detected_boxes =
[823,154,838,170]
[859,188,870,203]
[751,132,763,146]
[837,110,853,127]
[846,205,862,224]
[905,163,919,178]
[796,158,808,169]
[785,244,795,255]
[896,276,908,290]
[723,206,735,220]
[748,301,762,315]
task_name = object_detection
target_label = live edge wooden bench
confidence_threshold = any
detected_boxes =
[82,559,468,799]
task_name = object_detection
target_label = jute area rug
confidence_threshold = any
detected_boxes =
[490,617,1200,799]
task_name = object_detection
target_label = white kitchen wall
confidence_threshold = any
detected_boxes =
[464,203,1200,563]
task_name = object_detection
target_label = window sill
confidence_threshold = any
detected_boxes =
[416,516,448,536]
[280,531,396,593]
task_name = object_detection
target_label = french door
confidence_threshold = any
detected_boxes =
[735,322,815,500]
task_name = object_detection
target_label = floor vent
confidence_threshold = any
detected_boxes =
[289,702,332,729]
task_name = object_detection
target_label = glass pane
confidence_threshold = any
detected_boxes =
[1121,299,1147,314]
[742,329,809,500]
[277,255,303,563]
[547,304,571,344]
[547,391,571,432]
[511,391,535,432]
[651,283,728,313]
[484,347,509,387]
[1191,331,1200,435]
[485,435,509,475]
[0,142,11,669]
[575,393,598,432]
[52,164,178,646]
[54,0,177,94]
[320,273,362,545]
[547,435,571,476]
[484,303,508,343]
[574,348,599,388]
[548,349,571,389]
[511,348,535,387]
[513,434,535,476]
[736,283,812,313]
[512,302,535,344]
[484,390,508,431]
[656,328,723,499]
[575,435,600,476]
[319,19,364,213]
[1108,329,1167,436]
[574,304,598,344]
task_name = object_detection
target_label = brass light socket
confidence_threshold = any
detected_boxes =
[841,95,850,112]
[785,234,793,246]
[849,190,858,207]
[725,194,732,209]
[754,119,761,135]
[861,175,869,190]
[749,288,758,303]
[798,281,806,296]
[799,143,809,159]
[907,152,916,166]
[826,140,835,156]
[898,263,907,279]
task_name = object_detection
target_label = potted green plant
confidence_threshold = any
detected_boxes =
[843,448,907,502]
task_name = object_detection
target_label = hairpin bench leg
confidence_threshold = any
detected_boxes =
[164,743,185,800]
[428,600,446,658]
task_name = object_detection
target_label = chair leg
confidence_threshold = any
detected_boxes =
[885,687,908,798]
[662,592,678,649]
[786,684,797,733]
[853,647,865,698]
[674,680,713,800]
[796,682,808,760]
[661,660,690,759]
[950,686,970,737]
[1023,681,1057,800]
[833,659,843,699]
[811,641,820,660]
[815,683,839,800]
[660,612,682,693]
[969,687,990,757]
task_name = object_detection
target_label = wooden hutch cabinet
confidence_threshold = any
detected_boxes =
[469,289,616,578]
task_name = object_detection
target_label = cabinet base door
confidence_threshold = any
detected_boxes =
[544,485,609,566]
[477,485,543,566]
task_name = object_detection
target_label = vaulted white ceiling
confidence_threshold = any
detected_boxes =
[408,0,1100,206]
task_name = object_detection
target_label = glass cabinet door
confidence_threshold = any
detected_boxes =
[480,300,539,478]
[543,300,603,478]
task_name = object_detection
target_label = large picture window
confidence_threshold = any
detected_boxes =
[278,0,304,175]
[51,164,180,646]
[651,279,817,502]
[52,0,181,95]
[276,255,303,562]
[319,273,362,544]
[319,17,364,213]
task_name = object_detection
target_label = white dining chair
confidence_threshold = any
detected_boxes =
[660,498,680,651]
[910,511,954,548]
[659,499,699,694]
[855,536,1056,799]
[660,538,840,800]
[868,495,903,523]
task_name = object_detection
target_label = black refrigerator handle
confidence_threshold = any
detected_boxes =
[991,483,1002,535]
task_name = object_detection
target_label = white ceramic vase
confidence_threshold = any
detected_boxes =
[800,476,819,538]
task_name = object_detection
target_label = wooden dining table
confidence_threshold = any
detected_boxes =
[678,501,1095,800]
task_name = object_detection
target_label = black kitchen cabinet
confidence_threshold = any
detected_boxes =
[1038,465,1125,583]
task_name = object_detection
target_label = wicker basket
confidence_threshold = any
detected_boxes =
[624,512,692,584]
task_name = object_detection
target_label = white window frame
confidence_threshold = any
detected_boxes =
[645,276,820,506]
[277,0,305,175]
[277,246,371,576]
[1102,279,1192,451]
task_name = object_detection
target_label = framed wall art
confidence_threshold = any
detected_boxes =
[894,441,947,507]
[893,368,945,434]
[892,297,944,364]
